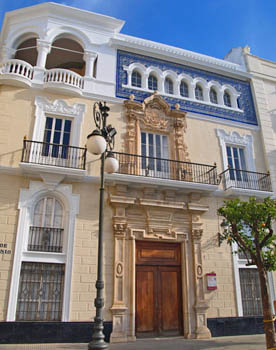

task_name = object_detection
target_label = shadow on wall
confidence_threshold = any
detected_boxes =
[0,149,22,168]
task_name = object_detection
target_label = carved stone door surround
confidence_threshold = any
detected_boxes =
[109,188,211,342]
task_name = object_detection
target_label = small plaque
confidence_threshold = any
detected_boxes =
[206,272,217,290]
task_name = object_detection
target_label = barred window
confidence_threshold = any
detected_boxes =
[224,91,232,107]
[210,88,218,104]
[195,84,203,101]
[131,70,142,88]
[16,262,65,321]
[180,81,189,97]
[165,77,173,95]
[239,268,262,316]
[28,197,64,253]
[148,74,158,91]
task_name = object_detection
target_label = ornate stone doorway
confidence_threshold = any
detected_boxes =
[136,241,183,337]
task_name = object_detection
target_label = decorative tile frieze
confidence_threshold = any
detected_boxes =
[116,50,258,126]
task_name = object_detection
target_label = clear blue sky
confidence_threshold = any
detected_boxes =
[0,0,276,62]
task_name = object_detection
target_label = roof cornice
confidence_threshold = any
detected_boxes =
[110,34,251,79]
[2,2,125,33]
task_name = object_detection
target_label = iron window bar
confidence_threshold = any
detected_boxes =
[21,139,87,170]
[16,262,65,321]
[28,226,64,253]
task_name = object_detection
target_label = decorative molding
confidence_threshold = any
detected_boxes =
[116,50,258,126]
[35,96,85,118]
[123,93,189,162]
[7,181,79,322]
[33,96,85,151]
[216,129,256,172]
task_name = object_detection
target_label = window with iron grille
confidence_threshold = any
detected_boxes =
[239,268,263,316]
[224,91,232,107]
[148,74,157,91]
[210,88,218,104]
[165,77,173,94]
[180,81,189,97]
[195,84,203,100]
[28,197,64,253]
[16,262,65,321]
[131,70,142,88]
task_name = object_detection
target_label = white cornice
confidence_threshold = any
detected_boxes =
[110,35,250,79]
[2,2,125,35]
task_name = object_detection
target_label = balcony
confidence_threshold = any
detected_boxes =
[219,168,272,196]
[44,68,84,95]
[0,59,84,94]
[28,226,63,253]
[20,140,87,177]
[109,152,218,190]
[0,59,34,87]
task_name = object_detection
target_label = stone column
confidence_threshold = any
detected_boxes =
[110,208,128,343]
[191,214,211,339]
[36,40,51,68]
[83,50,97,78]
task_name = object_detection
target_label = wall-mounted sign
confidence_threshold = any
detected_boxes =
[206,272,217,290]
[0,243,11,254]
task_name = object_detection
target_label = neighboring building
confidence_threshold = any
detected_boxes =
[0,2,274,344]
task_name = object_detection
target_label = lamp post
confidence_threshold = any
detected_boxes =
[86,101,118,350]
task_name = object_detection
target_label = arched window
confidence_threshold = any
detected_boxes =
[131,70,142,88]
[28,197,64,253]
[210,88,218,104]
[180,81,189,97]
[195,84,203,101]
[16,196,65,321]
[224,91,232,107]
[148,74,158,91]
[165,77,173,94]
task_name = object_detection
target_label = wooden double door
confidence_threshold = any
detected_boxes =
[136,241,183,337]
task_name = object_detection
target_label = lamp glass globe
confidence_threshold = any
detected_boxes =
[87,134,106,155]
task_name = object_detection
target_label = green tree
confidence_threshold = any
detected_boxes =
[218,197,276,350]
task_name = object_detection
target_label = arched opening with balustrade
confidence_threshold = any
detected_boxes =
[46,38,85,76]
[14,36,38,67]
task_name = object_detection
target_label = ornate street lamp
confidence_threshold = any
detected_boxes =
[87,101,118,350]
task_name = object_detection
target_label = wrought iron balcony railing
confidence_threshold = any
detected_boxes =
[28,226,63,253]
[219,168,272,192]
[112,152,218,185]
[21,139,87,170]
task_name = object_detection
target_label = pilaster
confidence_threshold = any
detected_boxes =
[191,213,211,339]
[110,206,128,343]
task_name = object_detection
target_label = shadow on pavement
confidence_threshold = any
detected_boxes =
[108,335,265,350]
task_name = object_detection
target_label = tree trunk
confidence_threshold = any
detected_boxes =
[257,265,276,349]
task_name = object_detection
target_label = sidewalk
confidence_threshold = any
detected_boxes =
[0,334,266,350]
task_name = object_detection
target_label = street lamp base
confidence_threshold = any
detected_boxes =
[88,339,108,350]
[88,323,108,350]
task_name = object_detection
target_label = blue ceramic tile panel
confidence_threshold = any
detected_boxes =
[116,50,258,126]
